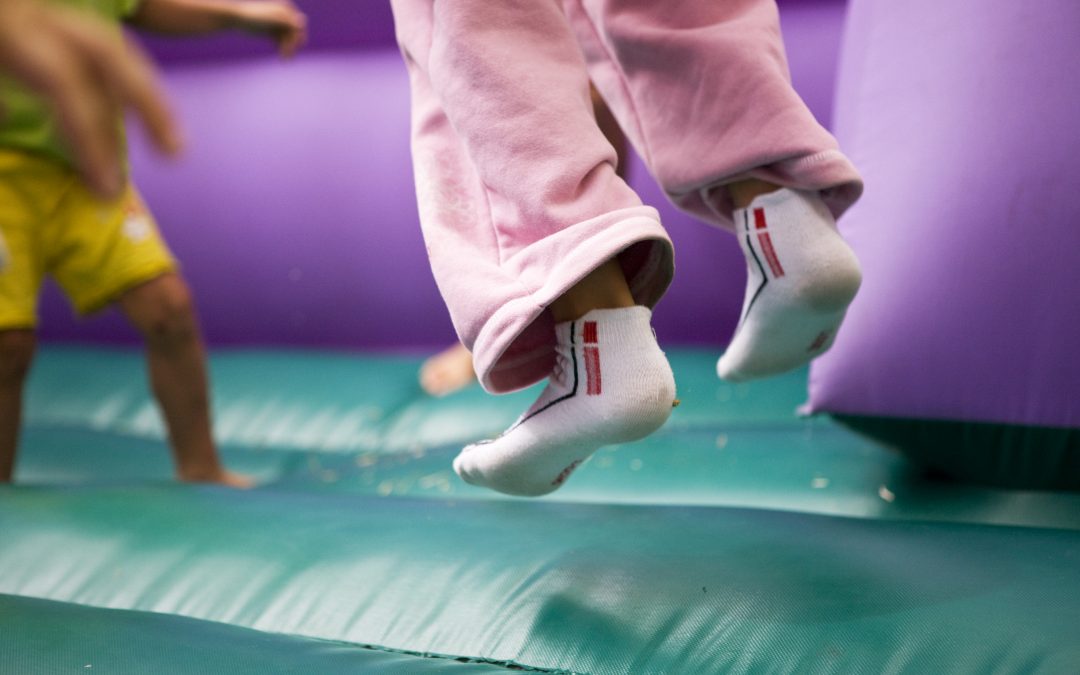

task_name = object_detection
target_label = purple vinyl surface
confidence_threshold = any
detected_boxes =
[807,0,1080,428]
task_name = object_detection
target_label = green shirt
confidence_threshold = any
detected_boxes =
[0,0,143,167]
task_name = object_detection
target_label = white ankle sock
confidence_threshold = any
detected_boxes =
[717,188,862,382]
[454,306,675,496]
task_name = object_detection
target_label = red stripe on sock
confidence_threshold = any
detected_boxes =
[757,232,785,278]
[585,346,602,395]
[583,321,597,344]
[753,208,785,277]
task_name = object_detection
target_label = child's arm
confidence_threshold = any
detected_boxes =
[127,0,306,57]
[0,0,181,198]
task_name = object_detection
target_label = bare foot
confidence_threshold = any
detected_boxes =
[419,343,476,397]
[214,470,255,489]
[179,466,255,489]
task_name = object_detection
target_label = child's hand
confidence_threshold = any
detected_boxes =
[233,1,307,58]
[0,0,181,198]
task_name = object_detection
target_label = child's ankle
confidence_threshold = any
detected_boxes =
[727,178,783,209]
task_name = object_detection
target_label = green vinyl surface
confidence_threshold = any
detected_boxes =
[2,485,1079,674]
[18,346,1080,530]
[4,345,1080,673]
[0,594,511,674]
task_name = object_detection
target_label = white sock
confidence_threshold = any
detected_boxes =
[454,306,675,496]
[717,188,862,382]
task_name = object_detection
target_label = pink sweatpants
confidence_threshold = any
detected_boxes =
[392,0,862,393]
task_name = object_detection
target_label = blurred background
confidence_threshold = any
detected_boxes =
[35,0,850,354]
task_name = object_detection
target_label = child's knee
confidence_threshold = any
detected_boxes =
[130,279,199,347]
[147,297,198,347]
[0,331,36,385]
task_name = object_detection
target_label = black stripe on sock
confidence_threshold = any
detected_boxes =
[742,209,769,320]
[504,320,580,434]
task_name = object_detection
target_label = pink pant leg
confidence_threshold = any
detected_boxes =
[563,0,863,229]
[392,0,673,393]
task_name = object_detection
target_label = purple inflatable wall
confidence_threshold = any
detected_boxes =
[36,0,849,351]
[807,0,1080,430]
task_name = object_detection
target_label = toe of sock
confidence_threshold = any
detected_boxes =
[716,354,746,382]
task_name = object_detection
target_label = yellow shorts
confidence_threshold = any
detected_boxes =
[0,149,177,330]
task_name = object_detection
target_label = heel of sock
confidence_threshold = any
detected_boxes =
[796,252,862,313]
[607,353,676,443]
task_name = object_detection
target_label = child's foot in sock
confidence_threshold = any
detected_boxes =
[717,188,861,382]
[453,306,675,496]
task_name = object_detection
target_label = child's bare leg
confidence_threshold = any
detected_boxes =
[453,258,674,496]
[548,258,635,320]
[0,330,34,482]
[118,273,250,488]
[727,178,782,209]
[717,179,862,381]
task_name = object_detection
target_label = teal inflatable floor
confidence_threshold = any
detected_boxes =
[3,346,1079,673]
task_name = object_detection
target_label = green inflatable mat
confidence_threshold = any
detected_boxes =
[0,594,510,674]
[4,346,1080,673]
[2,485,1078,673]
[17,346,1080,530]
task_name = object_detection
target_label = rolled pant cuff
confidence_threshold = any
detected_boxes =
[473,207,673,393]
